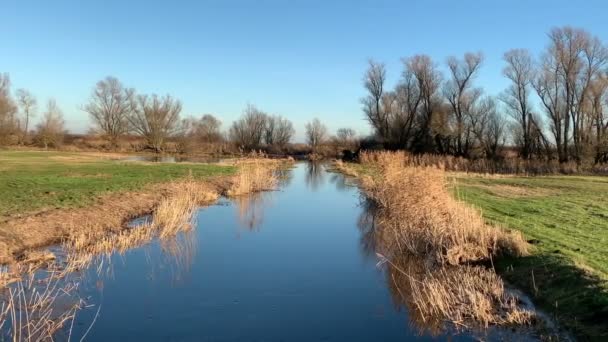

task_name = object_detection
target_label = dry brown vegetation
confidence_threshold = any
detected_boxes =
[359,151,528,265]
[349,151,533,332]
[226,159,280,197]
[398,153,608,175]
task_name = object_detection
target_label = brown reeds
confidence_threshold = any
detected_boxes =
[226,159,279,197]
[382,254,534,334]
[359,151,528,265]
[360,151,608,175]
[355,151,533,331]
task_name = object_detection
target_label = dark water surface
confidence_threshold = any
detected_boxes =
[68,163,486,341]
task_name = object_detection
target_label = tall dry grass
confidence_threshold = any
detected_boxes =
[359,151,528,265]
[226,159,279,197]
[0,263,89,341]
[356,151,533,331]
[382,254,533,334]
[363,151,608,175]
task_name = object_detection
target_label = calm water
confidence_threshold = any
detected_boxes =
[66,163,486,341]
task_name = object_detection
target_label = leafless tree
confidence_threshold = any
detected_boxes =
[546,27,608,162]
[336,127,357,148]
[84,76,135,146]
[405,55,443,152]
[390,69,421,148]
[305,118,328,151]
[192,114,223,143]
[128,94,182,152]
[36,99,65,149]
[229,104,268,150]
[533,51,568,162]
[264,115,294,148]
[15,89,36,144]
[0,73,18,144]
[471,97,505,159]
[500,49,535,159]
[444,52,483,156]
[362,60,389,140]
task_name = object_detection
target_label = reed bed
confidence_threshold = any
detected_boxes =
[359,151,528,265]
[354,151,533,331]
[226,159,280,197]
[0,266,85,341]
[382,254,533,334]
[362,151,608,175]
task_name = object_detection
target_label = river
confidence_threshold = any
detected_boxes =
[53,162,536,341]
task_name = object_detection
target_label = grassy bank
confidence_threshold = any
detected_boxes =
[0,150,236,218]
[452,174,608,339]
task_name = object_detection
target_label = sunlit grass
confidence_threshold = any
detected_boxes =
[451,174,608,339]
[0,150,236,217]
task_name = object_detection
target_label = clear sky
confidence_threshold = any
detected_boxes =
[4,0,608,141]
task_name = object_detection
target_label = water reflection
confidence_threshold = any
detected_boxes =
[304,162,325,191]
[233,192,274,232]
[275,167,294,188]
[158,230,198,284]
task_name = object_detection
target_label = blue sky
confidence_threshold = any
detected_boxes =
[4,0,608,141]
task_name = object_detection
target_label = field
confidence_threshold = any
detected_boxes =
[0,150,236,218]
[452,174,608,338]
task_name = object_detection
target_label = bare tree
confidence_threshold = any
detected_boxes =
[533,51,568,162]
[390,69,421,148]
[336,127,357,147]
[547,27,608,162]
[264,115,294,148]
[0,73,18,145]
[84,76,135,146]
[500,49,535,159]
[471,97,505,159]
[15,89,36,144]
[405,55,443,152]
[192,114,223,143]
[362,60,389,140]
[228,104,268,150]
[36,99,65,149]
[128,94,182,152]
[305,118,328,151]
[444,52,483,157]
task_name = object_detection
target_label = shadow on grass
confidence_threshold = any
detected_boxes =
[496,253,608,340]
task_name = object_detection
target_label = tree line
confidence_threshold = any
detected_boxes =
[362,26,608,163]
[0,75,356,153]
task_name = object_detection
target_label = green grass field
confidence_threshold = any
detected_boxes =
[452,174,608,339]
[0,151,236,217]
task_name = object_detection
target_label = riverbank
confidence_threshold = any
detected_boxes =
[0,151,288,264]
[333,154,607,340]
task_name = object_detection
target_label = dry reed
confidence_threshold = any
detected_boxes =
[356,151,533,331]
[359,151,528,265]
[382,254,534,334]
[226,159,279,197]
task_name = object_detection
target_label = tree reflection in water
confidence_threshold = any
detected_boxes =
[305,162,325,191]
[233,192,274,232]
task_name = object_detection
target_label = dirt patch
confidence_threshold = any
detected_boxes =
[0,176,233,264]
